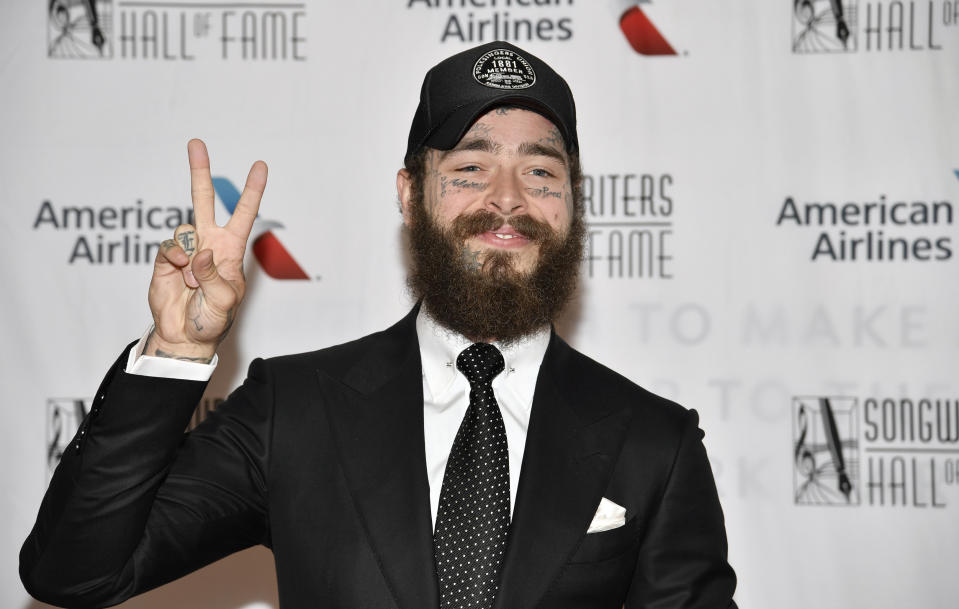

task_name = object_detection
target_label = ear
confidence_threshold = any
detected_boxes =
[397,168,414,227]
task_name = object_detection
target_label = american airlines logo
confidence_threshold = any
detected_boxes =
[211,177,310,280]
[615,0,678,56]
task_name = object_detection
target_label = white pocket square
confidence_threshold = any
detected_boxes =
[586,497,627,533]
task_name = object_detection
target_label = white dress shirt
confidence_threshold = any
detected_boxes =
[415,310,549,527]
[125,326,219,381]
[126,310,551,529]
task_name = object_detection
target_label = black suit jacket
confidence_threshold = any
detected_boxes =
[21,308,736,609]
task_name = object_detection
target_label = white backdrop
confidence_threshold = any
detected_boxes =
[4,1,959,608]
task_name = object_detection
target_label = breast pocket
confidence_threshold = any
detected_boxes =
[566,515,641,564]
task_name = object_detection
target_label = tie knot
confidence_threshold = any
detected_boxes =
[456,342,505,386]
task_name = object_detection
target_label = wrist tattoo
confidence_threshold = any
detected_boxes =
[154,349,213,364]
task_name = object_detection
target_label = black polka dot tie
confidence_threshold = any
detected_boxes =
[434,342,510,609]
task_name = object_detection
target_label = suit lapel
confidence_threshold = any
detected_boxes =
[493,332,632,609]
[319,313,630,609]
[320,309,440,609]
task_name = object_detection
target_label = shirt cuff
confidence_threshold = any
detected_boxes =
[125,325,218,382]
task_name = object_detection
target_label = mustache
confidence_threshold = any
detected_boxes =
[450,210,555,242]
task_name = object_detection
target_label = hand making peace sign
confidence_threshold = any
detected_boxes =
[145,139,268,362]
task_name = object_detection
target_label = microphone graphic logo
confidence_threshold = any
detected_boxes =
[613,1,678,56]
[212,177,310,280]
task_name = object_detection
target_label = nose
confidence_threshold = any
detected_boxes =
[484,169,526,216]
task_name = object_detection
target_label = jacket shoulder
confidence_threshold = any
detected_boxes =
[252,312,417,385]
[554,335,692,434]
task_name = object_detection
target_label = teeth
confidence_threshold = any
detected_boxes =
[493,233,516,240]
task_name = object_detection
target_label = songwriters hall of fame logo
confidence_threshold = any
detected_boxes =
[792,397,861,505]
[792,0,859,52]
[46,396,222,478]
[49,0,114,59]
[47,0,308,61]
[46,398,90,478]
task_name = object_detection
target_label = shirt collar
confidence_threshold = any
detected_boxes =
[416,307,550,409]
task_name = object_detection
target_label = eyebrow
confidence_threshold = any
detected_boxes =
[441,137,500,159]
[517,142,567,167]
[441,138,568,167]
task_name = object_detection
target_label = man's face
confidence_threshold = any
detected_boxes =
[397,107,584,343]
[399,107,574,276]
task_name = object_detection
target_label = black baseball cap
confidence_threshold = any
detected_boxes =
[405,41,578,164]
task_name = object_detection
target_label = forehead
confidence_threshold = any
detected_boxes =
[456,107,564,148]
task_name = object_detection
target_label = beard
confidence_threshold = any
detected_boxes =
[407,199,585,345]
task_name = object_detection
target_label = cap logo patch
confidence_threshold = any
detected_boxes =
[472,49,536,90]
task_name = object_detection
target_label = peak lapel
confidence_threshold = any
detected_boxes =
[320,310,439,609]
[493,334,632,609]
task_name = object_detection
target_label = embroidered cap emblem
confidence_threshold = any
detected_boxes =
[472,49,536,90]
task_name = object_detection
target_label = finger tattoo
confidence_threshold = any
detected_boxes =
[177,230,197,254]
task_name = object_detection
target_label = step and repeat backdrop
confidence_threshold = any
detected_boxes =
[3,1,958,608]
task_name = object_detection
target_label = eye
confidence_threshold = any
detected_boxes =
[458,165,482,172]
[529,168,553,178]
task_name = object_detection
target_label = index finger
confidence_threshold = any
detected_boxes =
[188,138,216,228]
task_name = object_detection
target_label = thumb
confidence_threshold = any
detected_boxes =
[191,249,236,308]
[192,249,218,282]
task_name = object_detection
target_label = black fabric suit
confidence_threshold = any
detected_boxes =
[21,308,737,609]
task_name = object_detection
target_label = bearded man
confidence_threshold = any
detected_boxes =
[21,41,737,609]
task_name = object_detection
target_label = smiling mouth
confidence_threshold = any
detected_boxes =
[452,210,553,246]
[487,223,530,240]
[474,227,532,250]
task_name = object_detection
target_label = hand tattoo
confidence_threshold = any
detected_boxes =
[188,290,204,331]
[217,306,236,343]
